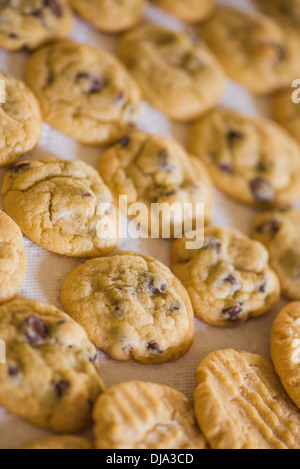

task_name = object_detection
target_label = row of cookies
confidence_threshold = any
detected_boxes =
[0,0,216,50]
[14,300,300,450]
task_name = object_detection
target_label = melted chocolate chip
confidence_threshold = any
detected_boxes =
[44,0,63,18]
[24,316,48,344]
[256,218,281,237]
[219,163,234,174]
[258,282,267,293]
[147,341,163,354]
[11,163,31,173]
[227,130,244,143]
[222,305,243,322]
[224,274,237,285]
[8,366,19,377]
[204,238,222,253]
[119,136,130,147]
[76,73,106,93]
[148,279,168,295]
[256,161,268,172]
[9,33,19,39]
[55,380,70,397]
[250,178,274,203]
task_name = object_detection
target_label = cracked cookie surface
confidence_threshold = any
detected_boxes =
[93,381,208,449]
[61,252,194,364]
[23,436,93,449]
[118,25,225,122]
[98,131,214,237]
[188,108,300,208]
[0,0,73,51]
[201,7,300,94]
[194,349,300,449]
[253,209,300,301]
[271,303,300,411]
[25,40,141,145]
[0,299,105,433]
[71,0,145,33]
[272,88,300,145]
[171,227,280,327]
[0,210,27,304]
[2,156,118,257]
[151,0,214,23]
[0,70,42,167]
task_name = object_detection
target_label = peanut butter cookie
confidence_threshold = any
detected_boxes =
[194,349,300,449]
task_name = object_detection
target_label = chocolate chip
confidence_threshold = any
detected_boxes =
[82,192,92,198]
[258,282,267,293]
[204,238,222,253]
[256,161,268,172]
[147,341,163,354]
[147,279,168,295]
[11,162,31,173]
[24,316,48,344]
[222,305,243,322]
[55,380,70,397]
[255,218,280,237]
[9,33,19,39]
[119,136,130,147]
[159,150,174,173]
[219,163,234,174]
[89,347,101,364]
[8,366,19,377]
[44,0,63,18]
[227,130,244,143]
[250,178,275,203]
[224,274,237,285]
[76,73,106,93]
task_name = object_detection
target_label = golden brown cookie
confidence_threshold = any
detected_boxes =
[0,210,27,305]
[201,6,300,94]
[71,0,146,33]
[171,227,280,327]
[119,25,225,122]
[0,69,42,167]
[253,209,300,301]
[271,303,300,411]
[93,381,208,449]
[2,157,119,257]
[151,0,215,23]
[194,349,300,449]
[0,300,105,433]
[272,88,300,146]
[98,131,214,237]
[25,40,141,145]
[188,108,300,208]
[0,0,74,51]
[61,252,194,364]
[22,436,93,449]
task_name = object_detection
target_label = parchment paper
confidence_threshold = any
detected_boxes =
[0,0,288,449]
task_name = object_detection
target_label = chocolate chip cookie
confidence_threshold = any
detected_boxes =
[253,209,300,301]
[25,40,141,145]
[71,0,145,33]
[188,108,300,208]
[93,381,208,449]
[201,7,300,94]
[272,88,300,145]
[254,0,300,37]
[2,156,119,257]
[271,303,300,411]
[118,25,225,122]
[0,70,42,167]
[0,0,73,51]
[61,252,194,364]
[171,227,280,327]
[194,349,300,449]
[98,131,214,237]
[0,210,27,305]
[151,0,214,23]
[0,299,105,433]
[23,436,93,449]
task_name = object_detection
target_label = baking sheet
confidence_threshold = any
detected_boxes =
[0,0,288,449]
